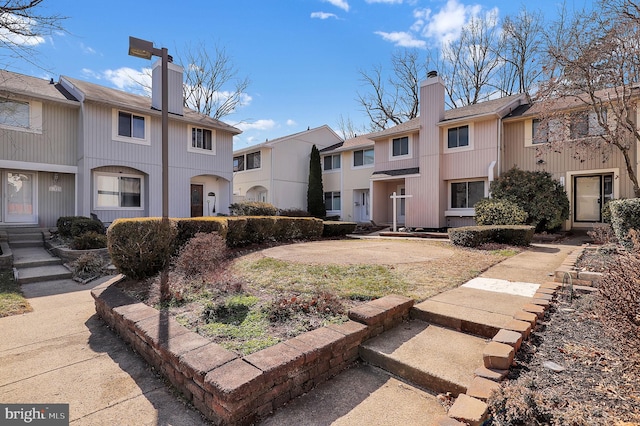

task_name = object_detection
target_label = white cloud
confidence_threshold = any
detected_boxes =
[286,119,297,126]
[374,31,426,48]
[415,0,487,46]
[80,43,96,54]
[0,14,45,46]
[82,67,151,95]
[311,11,338,19]
[323,0,349,12]
[366,0,403,3]
[236,119,277,132]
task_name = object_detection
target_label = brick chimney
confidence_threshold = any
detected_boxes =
[151,59,184,115]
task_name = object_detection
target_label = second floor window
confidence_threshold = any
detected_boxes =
[532,119,548,144]
[247,151,261,170]
[192,127,213,151]
[0,98,29,129]
[392,137,409,157]
[354,148,374,166]
[233,155,245,172]
[324,154,341,171]
[118,111,145,139]
[447,125,469,149]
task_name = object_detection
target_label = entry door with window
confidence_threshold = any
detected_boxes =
[191,184,204,217]
[354,190,370,222]
[574,175,613,222]
[5,172,37,223]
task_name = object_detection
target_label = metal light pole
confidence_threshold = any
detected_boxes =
[128,36,170,301]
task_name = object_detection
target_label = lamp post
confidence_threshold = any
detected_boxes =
[128,36,170,301]
[128,36,169,220]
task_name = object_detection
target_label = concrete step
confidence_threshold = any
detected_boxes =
[8,232,43,241]
[8,240,44,249]
[412,286,534,338]
[16,264,72,285]
[359,320,487,397]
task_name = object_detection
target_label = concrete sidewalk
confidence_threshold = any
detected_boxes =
[0,278,209,426]
[0,234,586,425]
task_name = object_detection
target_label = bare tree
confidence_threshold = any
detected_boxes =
[335,113,366,140]
[0,0,65,63]
[536,1,640,197]
[356,49,427,131]
[496,7,544,98]
[177,41,251,120]
[439,11,503,107]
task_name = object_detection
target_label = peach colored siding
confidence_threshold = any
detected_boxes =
[373,133,420,172]
[441,120,498,180]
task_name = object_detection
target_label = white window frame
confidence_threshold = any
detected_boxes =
[352,148,374,168]
[444,123,474,153]
[323,154,341,172]
[324,191,341,212]
[188,125,216,155]
[445,179,487,216]
[93,171,144,211]
[389,136,412,160]
[112,109,150,145]
[0,98,43,134]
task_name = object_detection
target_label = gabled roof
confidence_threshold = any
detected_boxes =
[0,69,79,105]
[320,134,374,154]
[233,125,342,155]
[60,76,241,135]
[442,93,525,122]
[369,117,421,140]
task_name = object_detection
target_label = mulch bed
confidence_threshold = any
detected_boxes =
[488,290,640,425]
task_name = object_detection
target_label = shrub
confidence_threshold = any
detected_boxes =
[608,198,640,250]
[587,225,617,245]
[71,252,107,280]
[57,216,105,238]
[307,144,326,218]
[71,232,107,250]
[448,225,534,248]
[264,292,344,322]
[229,201,277,216]
[278,208,310,217]
[174,232,228,278]
[322,221,357,237]
[107,218,178,279]
[474,198,527,226]
[175,217,227,249]
[598,229,640,352]
[490,167,569,232]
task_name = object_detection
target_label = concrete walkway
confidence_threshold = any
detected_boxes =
[0,235,586,425]
[0,275,208,426]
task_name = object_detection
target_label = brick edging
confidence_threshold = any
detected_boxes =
[91,276,413,425]
[440,281,561,426]
[553,244,602,286]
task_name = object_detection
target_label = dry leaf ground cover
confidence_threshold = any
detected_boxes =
[0,271,32,317]
[488,240,640,425]
[118,237,517,356]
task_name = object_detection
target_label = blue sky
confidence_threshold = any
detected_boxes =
[2,0,573,149]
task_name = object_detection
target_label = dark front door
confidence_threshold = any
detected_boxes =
[191,184,203,217]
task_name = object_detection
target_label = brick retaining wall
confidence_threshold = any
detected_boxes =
[91,276,413,425]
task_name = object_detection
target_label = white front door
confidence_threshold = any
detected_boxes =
[5,171,37,224]
[354,190,370,222]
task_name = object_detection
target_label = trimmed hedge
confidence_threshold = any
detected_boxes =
[229,201,278,216]
[322,221,357,237]
[448,225,535,248]
[474,198,527,226]
[57,216,105,238]
[108,216,324,278]
[609,198,640,250]
[108,218,178,279]
[71,232,107,250]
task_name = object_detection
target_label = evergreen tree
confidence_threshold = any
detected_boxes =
[307,145,325,218]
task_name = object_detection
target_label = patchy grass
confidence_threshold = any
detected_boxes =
[0,271,32,317]
[121,239,513,356]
